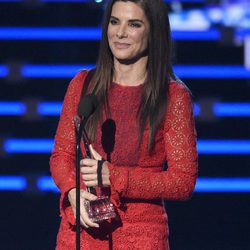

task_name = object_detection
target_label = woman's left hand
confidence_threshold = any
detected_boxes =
[80,145,111,187]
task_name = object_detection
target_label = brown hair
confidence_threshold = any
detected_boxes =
[86,0,176,151]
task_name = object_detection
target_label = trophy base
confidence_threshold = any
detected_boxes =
[84,196,116,222]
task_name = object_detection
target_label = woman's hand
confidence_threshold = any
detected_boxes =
[67,188,99,228]
[80,145,111,187]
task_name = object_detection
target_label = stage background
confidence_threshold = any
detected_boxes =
[0,0,249,249]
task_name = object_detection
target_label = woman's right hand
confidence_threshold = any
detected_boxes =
[68,188,99,228]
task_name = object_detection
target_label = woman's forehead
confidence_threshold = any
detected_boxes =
[111,1,146,20]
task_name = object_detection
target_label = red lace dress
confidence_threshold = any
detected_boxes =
[50,71,198,250]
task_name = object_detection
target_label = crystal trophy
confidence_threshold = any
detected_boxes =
[84,195,116,222]
[74,115,117,222]
[82,126,116,222]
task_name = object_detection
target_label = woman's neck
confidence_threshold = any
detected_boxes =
[113,56,148,86]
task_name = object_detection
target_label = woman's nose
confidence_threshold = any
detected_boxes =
[116,24,128,39]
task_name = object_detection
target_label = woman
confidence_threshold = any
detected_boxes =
[50,0,198,249]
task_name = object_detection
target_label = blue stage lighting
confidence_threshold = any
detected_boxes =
[37,176,59,192]
[37,102,62,116]
[0,65,9,77]
[214,103,250,117]
[0,176,27,191]
[0,176,249,193]
[17,64,250,79]
[22,64,93,78]
[198,140,250,154]
[0,27,101,40]
[174,65,250,78]
[195,178,250,192]
[0,0,205,2]
[0,27,221,41]
[0,102,26,115]
[35,176,250,193]
[4,139,54,153]
[172,29,220,41]
[0,0,22,2]
[42,0,89,2]
[193,103,200,116]
[3,138,250,154]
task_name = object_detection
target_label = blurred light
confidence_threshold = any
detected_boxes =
[0,102,26,115]
[0,65,9,77]
[198,140,250,154]
[37,176,250,193]
[206,7,223,24]
[16,64,250,79]
[245,37,250,69]
[0,0,205,2]
[22,64,93,78]
[193,103,200,116]
[237,29,250,40]
[37,176,59,192]
[195,178,250,192]
[0,101,249,117]
[4,139,54,153]
[214,103,250,117]
[172,29,220,40]
[0,27,101,40]
[174,65,250,78]
[0,176,27,191]
[0,0,22,2]
[37,102,62,116]
[0,27,222,41]
[3,139,250,154]
[0,0,90,1]
[223,5,245,27]
[0,176,249,193]
[169,10,211,31]
[165,0,205,2]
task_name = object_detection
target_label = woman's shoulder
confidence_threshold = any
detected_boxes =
[65,69,93,97]
[68,69,89,89]
[169,78,191,97]
[62,69,92,106]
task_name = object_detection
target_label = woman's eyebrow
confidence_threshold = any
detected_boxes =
[128,19,144,23]
[110,16,119,20]
[110,16,144,23]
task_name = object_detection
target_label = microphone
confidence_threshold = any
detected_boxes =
[75,94,98,194]
[77,94,98,158]
[75,94,99,250]
[78,94,98,123]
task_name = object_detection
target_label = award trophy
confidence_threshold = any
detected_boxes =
[75,110,116,223]
[84,195,116,222]
[82,129,116,222]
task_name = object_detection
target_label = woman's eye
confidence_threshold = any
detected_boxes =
[110,19,117,25]
[129,22,141,28]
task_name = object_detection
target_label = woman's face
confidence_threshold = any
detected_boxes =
[107,1,149,62]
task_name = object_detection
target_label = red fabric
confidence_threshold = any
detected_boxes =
[50,70,198,249]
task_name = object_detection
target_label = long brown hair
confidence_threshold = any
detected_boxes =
[86,0,176,152]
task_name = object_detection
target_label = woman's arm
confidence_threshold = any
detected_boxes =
[50,71,88,225]
[107,83,198,201]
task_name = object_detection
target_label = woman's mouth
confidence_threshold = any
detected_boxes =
[114,42,130,49]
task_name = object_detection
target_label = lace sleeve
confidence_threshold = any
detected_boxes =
[50,71,87,225]
[108,84,198,202]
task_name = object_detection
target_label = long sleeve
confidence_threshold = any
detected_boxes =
[50,71,87,225]
[108,83,198,201]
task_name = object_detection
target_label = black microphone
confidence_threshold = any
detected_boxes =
[77,94,98,157]
[78,94,98,122]
[75,94,98,250]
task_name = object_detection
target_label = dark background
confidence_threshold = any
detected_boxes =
[0,1,249,249]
